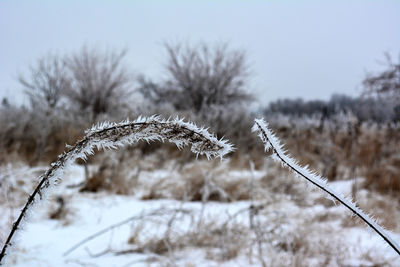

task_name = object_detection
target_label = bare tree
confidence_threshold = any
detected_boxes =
[18,54,70,112]
[16,47,133,163]
[65,47,132,121]
[18,54,72,163]
[139,42,252,114]
[363,53,400,98]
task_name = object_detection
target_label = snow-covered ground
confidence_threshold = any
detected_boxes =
[1,159,400,266]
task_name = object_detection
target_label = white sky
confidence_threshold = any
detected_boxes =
[1,0,399,107]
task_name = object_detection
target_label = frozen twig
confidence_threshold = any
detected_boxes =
[0,115,233,264]
[63,208,190,257]
[252,118,400,256]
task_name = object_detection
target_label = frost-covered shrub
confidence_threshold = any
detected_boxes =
[0,104,85,164]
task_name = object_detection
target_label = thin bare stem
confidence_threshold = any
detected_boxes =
[63,208,190,257]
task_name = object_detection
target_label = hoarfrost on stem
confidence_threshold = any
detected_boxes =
[252,118,400,257]
[0,115,233,265]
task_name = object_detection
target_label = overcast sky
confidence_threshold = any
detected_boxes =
[1,0,399,107]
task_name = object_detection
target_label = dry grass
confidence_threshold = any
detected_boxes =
[79,151,140,194]
[118,196,399,267]
[0,117,85,166]
[2,112,399,195]
[82,148,310,207]
[2,154,399,266]
[137,158,285,203]
[124,208,251,263]
[341,189,400,231]
[2,115,400,265]
[271,121,400,193]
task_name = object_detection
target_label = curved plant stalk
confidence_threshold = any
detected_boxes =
[0,116,233,264]
[252,118,400,256]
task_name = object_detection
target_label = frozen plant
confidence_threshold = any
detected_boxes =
[0,115,233,264]
[252,118,400,256]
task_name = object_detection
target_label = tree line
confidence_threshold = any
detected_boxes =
[0,42,399,164]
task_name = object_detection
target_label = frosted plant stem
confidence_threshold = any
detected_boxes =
[252,118,400,256]
[0,116,233,264]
